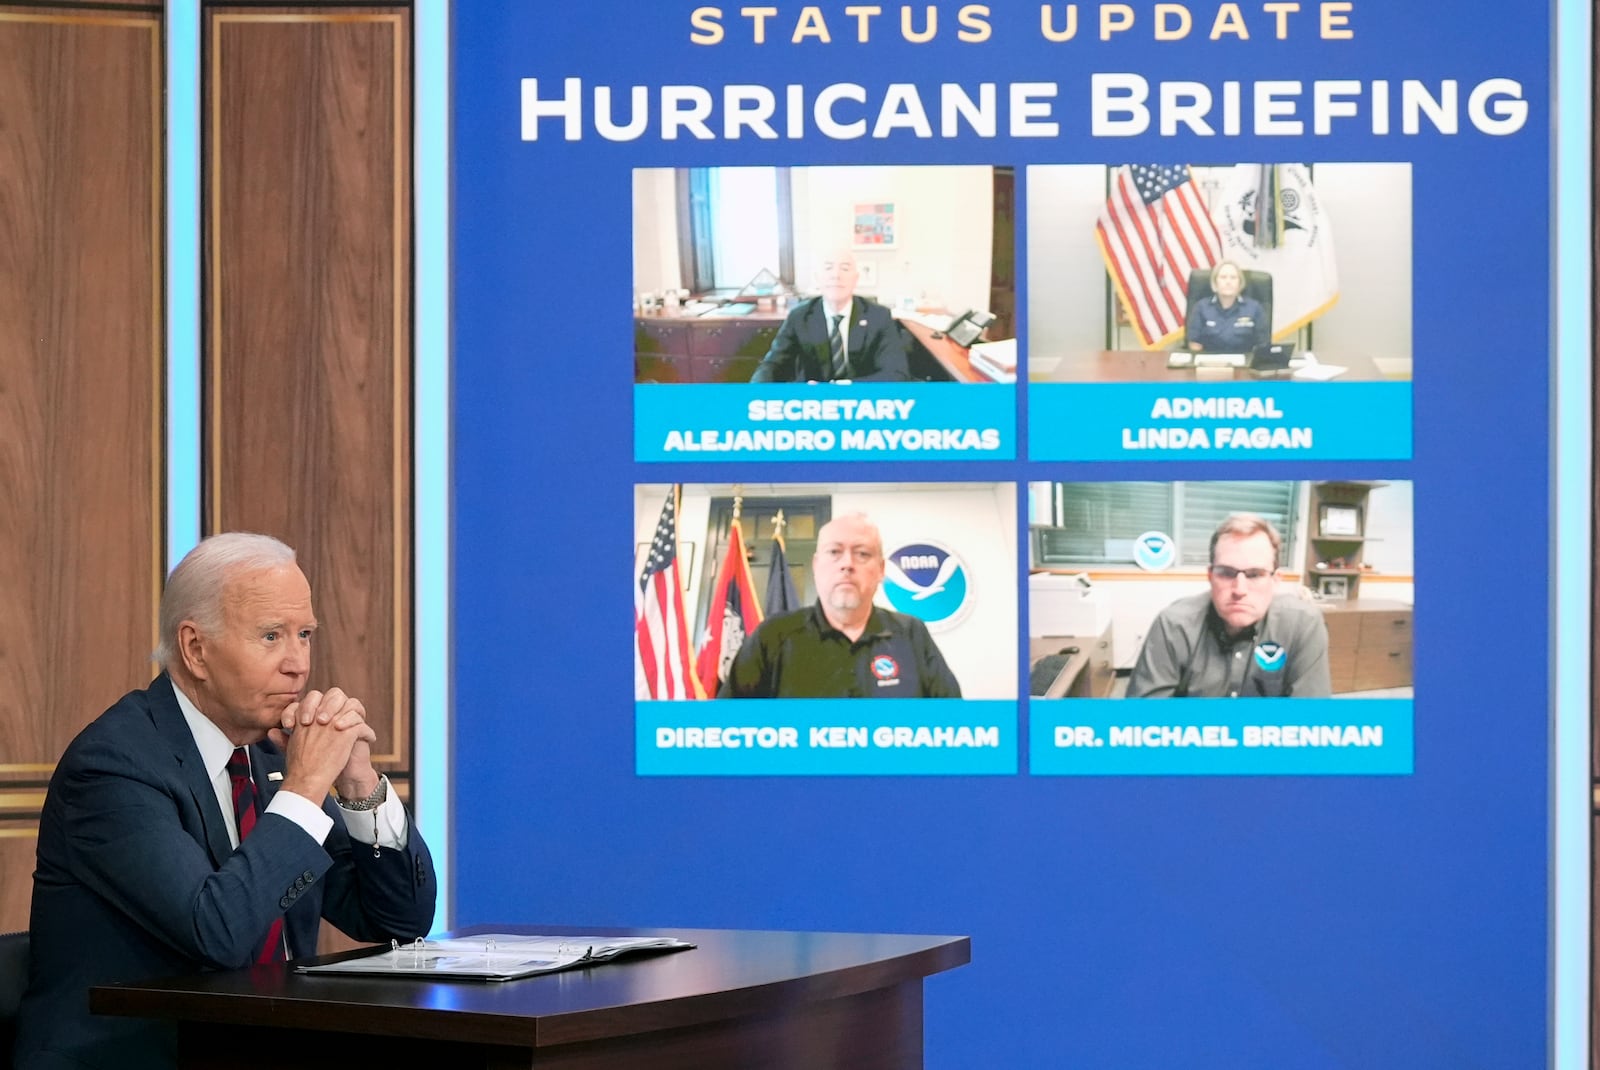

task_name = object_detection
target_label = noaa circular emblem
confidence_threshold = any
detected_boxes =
[881,541,971,632]
[1253,642,1286,672]
[1132,531,1176,572]
[871,655,899,680]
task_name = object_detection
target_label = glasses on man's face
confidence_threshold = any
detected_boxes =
[1209,565,1275,583]
[821,546,878,565]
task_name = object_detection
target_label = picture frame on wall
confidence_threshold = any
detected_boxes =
[851,201,896,248]
[1318,503,1363,537]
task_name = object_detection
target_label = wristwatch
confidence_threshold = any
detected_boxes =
[336,777,388,811]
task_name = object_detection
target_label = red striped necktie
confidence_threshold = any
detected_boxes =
[227,746,286,963]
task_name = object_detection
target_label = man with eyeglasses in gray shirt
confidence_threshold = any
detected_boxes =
[1127,514,1331,698]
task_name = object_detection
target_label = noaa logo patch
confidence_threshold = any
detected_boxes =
[1254,642,1286,672]
[1132,531,1176,572]
[883,541,971,631]
[871,655,899,680]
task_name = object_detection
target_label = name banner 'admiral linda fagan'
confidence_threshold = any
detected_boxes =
[1030,382,1410,460]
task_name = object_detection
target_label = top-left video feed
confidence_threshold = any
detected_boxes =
[632,165,1017,385]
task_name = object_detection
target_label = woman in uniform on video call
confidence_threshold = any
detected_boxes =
[1186,260,1270,353]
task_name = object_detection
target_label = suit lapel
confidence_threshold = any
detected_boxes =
[253,740,287,811]
[808,302,831,378]
[148,674,236,868]
[847,297,866,360]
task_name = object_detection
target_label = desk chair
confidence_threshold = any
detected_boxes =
[1184,268,1273,348]
[0,931,28,1070]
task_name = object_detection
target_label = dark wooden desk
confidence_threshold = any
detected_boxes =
[896,318,988,383]
[635,310,785,383]
[1029,349,1408,384]
[92,926,970,1069]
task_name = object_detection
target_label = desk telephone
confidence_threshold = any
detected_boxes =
[941,309,996,347]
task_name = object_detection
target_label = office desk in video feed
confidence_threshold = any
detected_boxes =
[635,308,988,383]
[1320,599,1413,692]
[894,318,994,383]
[92,926,971,1070]
[1029,350,1412,383]
[635,308,786,383]
[1029,624,1116,699]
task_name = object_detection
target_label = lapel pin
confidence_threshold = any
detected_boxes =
[267,771,284,782]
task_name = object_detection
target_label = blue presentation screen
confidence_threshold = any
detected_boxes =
[451,3,1552,1065]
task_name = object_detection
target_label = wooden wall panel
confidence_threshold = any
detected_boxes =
[204,7,412,774]
[0,7,164,931]
[0,834,39,929]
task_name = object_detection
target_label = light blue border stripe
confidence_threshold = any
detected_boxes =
[166,1,201,566]
[414,0,453,929]
[1551,0,1591,1062]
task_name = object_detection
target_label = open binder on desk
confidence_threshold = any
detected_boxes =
[296,933,696,982]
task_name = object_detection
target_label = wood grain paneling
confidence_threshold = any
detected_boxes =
[0,832,39,930]
[0,8,164,929]
[204,7,411,771]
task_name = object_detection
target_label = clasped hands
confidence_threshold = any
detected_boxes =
[267,687,379,803]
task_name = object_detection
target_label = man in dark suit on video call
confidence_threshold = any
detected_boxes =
[749,246,912,383]
[15,532,436,1070]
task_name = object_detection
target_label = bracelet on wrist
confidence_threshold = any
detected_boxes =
[336,777,387,811]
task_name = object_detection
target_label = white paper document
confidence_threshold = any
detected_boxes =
[1292,363,1348,381]
[296,933,695,982]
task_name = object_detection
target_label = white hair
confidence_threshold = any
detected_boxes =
[155,533,297,667]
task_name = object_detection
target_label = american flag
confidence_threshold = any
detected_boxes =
[1094,164,1222,349]
[635,487,703,700]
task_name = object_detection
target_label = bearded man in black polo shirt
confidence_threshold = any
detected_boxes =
[718,514,961,698]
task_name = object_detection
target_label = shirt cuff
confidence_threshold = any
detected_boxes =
[265,789,335,845]
[337,775,410,850]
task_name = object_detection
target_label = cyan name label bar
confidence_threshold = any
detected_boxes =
[635,383,1015,462]
[1029,698,1414,775]
[638,699,1018,775]
[1028,382,1412,460]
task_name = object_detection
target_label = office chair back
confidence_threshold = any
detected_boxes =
[1184,267,1273,346]
[0,930,28,1070]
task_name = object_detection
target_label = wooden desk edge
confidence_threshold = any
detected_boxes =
[536,935,971,1047]
[1029,349,1409,384]
[90,931,972,1050]
[1029,649,1090,700]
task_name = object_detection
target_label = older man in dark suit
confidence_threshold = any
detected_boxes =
[15,533,435,1070]
[750,247,912,383]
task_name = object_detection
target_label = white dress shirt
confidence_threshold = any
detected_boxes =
[172,684,407,850]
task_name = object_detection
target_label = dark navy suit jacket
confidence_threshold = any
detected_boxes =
[749,296,912,383]
[15,675,436,1070]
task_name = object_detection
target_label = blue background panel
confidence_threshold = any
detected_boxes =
[451,2,1552,1065]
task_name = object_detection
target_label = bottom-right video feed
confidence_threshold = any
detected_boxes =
[1026,479,1414,775]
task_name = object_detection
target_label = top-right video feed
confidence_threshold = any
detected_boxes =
[1028,163,1412,385]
